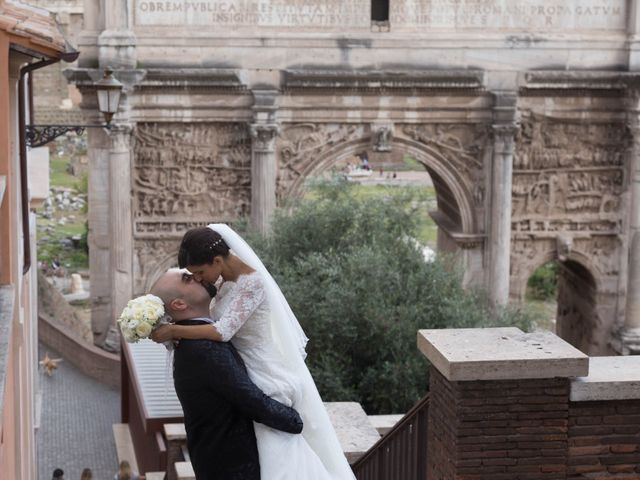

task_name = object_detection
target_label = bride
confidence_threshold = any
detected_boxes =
[151,224,356,480]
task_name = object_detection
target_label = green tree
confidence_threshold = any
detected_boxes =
[248,180,533,414]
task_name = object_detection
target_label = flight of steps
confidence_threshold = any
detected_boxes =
[115,403,403,480]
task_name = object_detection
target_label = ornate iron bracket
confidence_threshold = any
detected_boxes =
[25,124,111,148]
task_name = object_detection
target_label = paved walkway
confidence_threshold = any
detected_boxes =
[37,344,119,480]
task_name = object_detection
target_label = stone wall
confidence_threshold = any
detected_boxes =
[568,401,640,477]
[38,313,120,388]
[421,328,640,480]
[428,368,570,479]
[30,0,84,125]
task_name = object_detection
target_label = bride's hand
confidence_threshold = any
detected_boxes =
[151,324,175,343]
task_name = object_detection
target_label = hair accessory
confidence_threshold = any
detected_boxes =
[208,238,224,250]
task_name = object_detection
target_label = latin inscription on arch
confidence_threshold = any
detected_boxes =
[134,0,371,29]
[391,0,626,32]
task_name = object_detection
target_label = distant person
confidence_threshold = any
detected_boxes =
[114,461,139,480]
[80,468,92,480]
[392,171,397,179]
[379,167,384,177]
[52,468,64,480]
[359,151,371,170]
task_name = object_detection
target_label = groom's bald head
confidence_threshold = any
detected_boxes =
[150,268,210,320]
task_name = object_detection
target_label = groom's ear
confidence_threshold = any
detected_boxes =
[170,298,188,311]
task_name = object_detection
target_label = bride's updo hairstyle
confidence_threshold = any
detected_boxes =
[178,227,230,297]
[178,227,231,268]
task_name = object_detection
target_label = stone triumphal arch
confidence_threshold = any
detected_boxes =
[70,0,640,356]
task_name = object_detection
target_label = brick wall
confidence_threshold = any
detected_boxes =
[568,400,640,478]
[427,367,570,480]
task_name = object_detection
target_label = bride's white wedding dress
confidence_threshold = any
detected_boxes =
[210,271,351,480]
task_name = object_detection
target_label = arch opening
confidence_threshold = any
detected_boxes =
[290,141,473,261]
[525,258,599,353]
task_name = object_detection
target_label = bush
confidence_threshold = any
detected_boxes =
[249,180,533,414]
[526,261,559,301]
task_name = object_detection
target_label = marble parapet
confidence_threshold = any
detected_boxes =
[418,328,589,382]
[571,356,640,402]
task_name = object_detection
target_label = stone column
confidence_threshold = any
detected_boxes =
[488,93,518,305]
[99,0,136,69]
[250,123,279,234]
[419,328,588,480]
[250,88,279,233]
[108,125,133,328]
[629,0,640,70]
[617,101,640,353]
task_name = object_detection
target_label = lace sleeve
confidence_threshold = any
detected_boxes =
[215,274,266,341]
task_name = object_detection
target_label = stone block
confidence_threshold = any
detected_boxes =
[164,423,187,441]
[324,402,381,463]
[112,423,140,473]
[571,357,640,402]
[368,414,404,436]
[174,461,195,480]
[418,328,589,381]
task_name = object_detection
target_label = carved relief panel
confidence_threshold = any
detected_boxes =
[511,115,629,287]
[401,123,488,201]
[513,118,627,232]
[276,123,364,198]
[133,122,251,238]
[133,239,180,295]
[132,122,251,294]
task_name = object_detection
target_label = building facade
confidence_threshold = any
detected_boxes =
[0,2,69,478]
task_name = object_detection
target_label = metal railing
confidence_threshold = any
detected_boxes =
[352,394,430,480]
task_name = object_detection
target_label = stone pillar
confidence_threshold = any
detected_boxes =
[108,125,133,327]
[488,92,518,305]
[629,0,640,70]
[250,89,279,233]
[419,328,588,480]
[250,123,279,233]
[615,102,640,353]
[99,0,136,69]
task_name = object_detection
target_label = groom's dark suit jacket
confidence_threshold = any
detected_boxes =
[173,319,303,480]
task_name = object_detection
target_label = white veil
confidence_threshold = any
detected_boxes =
[209,224,356,480]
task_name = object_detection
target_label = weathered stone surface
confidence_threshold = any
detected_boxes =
[368,414,403,436]
[418,327,589,381]
[391,0,627,32]
[133,0,371,30]
[70,0,640,358]
[164,423,187,441]
[324,402,381,463]
[571,356,640,401]
[38,271,93,343]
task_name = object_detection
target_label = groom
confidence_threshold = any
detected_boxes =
[150,269,303,480]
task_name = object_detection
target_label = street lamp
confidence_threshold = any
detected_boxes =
[25,67,124,148]
[95,67,123,125]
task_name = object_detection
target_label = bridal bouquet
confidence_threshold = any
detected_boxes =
[118,294,165,343]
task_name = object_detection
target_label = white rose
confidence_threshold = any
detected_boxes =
[127,318,140,330]
[121,328,137,343]
[135,322,153,338]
